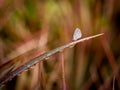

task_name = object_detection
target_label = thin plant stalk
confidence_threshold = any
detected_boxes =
[113,76,115,90]
[61,52,67,90]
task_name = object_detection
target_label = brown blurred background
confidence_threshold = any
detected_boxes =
[0,0,120,90]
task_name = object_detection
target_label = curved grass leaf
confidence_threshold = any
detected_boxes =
[0,33,104,86]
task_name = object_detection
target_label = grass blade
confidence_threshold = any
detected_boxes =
[0,33,104,86]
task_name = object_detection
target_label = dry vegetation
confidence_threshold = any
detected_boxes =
[0,0,120,90]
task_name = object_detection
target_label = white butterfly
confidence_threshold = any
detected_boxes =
[73,28,82,41]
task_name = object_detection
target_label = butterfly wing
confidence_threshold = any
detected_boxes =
[73,28,82,41]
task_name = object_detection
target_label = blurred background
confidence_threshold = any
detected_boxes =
[0,0,120,90]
